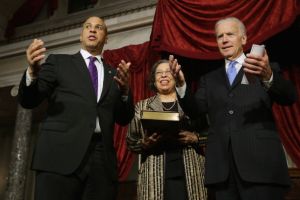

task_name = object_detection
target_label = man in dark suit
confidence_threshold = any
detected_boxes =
[18,16,134,200]
[171,17,297,200]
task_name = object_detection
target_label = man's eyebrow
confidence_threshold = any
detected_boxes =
[84,23,104,26]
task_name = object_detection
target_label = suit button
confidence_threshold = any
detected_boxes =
[228,110,234,115]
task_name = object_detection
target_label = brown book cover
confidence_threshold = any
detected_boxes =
[140,110,180,134]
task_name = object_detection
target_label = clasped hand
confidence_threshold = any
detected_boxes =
[243,50,273,81]
[141,131,199,150]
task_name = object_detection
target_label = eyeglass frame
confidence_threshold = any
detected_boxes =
[155,70,173,77]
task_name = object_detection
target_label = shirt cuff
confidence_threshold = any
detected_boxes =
[121,95,128,102]
[26,69,37,86]
[262,72,273,89]
[176,82,187,98]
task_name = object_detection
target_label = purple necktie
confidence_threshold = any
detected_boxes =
[88,57,98,97]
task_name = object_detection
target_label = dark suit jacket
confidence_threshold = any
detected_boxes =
[179,62,297,186]
[18,52,134,181]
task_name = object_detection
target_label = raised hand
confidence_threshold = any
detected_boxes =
[26,39,46,77]
[243,50,273,81]
[168,55,185,87]
[114,60,131,95]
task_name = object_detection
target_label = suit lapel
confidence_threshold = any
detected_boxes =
[219,65,232,89]
[72,52,97,100]
[230,67,244,88]
[222,63,245,90]
[99,61,114,103]
[147,95,163,111]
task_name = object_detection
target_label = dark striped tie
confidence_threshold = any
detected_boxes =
[88,56,98,96]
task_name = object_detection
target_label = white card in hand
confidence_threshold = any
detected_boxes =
[250,44,265,56]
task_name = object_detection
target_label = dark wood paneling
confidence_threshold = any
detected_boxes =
[0,86,17,126]
[117,181,136,200]
[286,168,300,200]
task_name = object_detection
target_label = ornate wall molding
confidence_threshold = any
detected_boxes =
[0,5,155,88]
[9,0,156,42]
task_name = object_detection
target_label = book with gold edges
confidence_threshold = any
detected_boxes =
[140,110,180,134]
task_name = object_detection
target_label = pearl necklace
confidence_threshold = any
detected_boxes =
[162,100,177,111]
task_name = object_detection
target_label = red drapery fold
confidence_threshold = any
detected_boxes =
[150,0,300,59]
[103,42,160,181]
[104,0,300,180]
[5,0,299,181]
[273,65,300,167]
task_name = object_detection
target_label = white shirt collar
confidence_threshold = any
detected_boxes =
[225,53,246,72]
[225,53,246,66]
[80,49,102,63]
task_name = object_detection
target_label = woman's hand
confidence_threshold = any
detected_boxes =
[141,132,162,150]
[178,131,198,144]
[169,55,186,87]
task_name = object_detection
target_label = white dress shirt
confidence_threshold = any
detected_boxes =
[177,53,273,98]
[26,49,104,133]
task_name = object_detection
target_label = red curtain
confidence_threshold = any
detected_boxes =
[149,0,300,167]
[103,42,160,180]
[9,0,298,180]
[103,0,300,180]
[150,0,300,59]
[273,65,300,167]
[6,0,300,181]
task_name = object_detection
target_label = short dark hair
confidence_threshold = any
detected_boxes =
[149,59,169,92]
[82,16,107,34]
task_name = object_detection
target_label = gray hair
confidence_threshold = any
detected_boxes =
[215,17,246,36]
